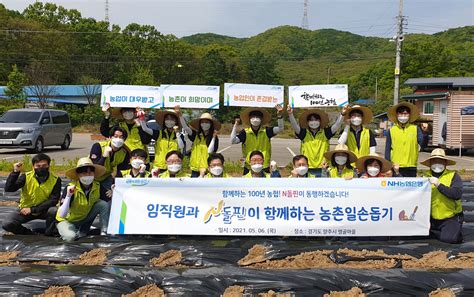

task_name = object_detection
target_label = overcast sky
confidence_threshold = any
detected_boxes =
[2,0,473,38]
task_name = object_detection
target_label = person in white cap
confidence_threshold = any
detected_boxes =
[231,105,284,176]
[56,157,109,242]
[421,148,463,244]
[384,102,423,177]
[175,106,220,177]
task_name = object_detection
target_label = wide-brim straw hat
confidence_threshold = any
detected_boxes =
[66,157,106,180]
[298,109,329,129]
[190,113,221,131]
[155,110,181,128]
[421,148,456,167]
[111,107,137,120]
[240,107,271,126]
[324,143,358,164]
[344,105,373,125]
[355,152,392,173]
[388,102,420,123]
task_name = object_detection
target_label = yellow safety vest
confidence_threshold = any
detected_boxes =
[204,173,230,178]
[300,129,329,168]
[120,169,151,178]
[119,121,148,155]
[329,167,355,178]
[347,128,370,158]
[390,124,418,167]
[56,180,100,223]
[429,170,462,220]
[98,140,128,181]
[19,171,58,209]
[158,171,190,178]
[153,130,179,170]
[289,173,316,178]
[190,134,209,172]
[243,172,271,178]
[242,127,271,168]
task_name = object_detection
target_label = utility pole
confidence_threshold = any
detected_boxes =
[302,0,309,30]
[327,67,331,84]
[393,0,405,105]
[375,77,378,101]
[105,0,110,25]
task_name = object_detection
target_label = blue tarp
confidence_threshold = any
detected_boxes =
[461,106,474,115]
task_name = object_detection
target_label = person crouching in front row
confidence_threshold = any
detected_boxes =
[117,149,150,178]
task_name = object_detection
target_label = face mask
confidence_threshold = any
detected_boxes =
[250,117,261,127]
[308,120,320,129]
[111,137,124,148]
[35,168,49,178]
[210,166,223,176]
[335,156,348,165]
[367,166,380,177]
[122,111,134,120]
[168,164,182,173]
[398,116,409,124]
[351,117,362,126]
[251,164,263,173]
[80,175,94,186]
[296,166,308,176]
[131,159,144,170]
[431,163,445,174]
[164,120,176,128]
[201,122,211,131]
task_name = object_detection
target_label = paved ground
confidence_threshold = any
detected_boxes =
[2,133,474,170]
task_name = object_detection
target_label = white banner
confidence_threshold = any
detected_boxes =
[160,85,220,109]
[108,178,431,237]
[101,85,161,109]
[224,83,284,108]
[289,85,349,108]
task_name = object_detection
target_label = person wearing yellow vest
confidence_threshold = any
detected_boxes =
[338,105,376,160]
[117,149,151,178]
[323,144,357,179]
[158,151,190,178]
[287,105,346,177]
[356,153,393,178]
[144,110,185,175]
[56,157,109,242]
[176,106,220,178]
[100,104,152,161]
[204,153,230,178]
[243,151,272,178]
[3,153,61,235]
[90,126,130,198]
[385,102,423,177]
[289,155,316,178]
[231,105,284,175]
[421,149,463,244]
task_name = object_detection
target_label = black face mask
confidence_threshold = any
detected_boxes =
[35,168,49,178]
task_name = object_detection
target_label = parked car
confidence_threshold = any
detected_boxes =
[0,108,72,152]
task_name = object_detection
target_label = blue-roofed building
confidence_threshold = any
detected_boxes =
[0,85,101,105]
[352,99,375,105]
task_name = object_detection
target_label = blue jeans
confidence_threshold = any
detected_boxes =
[57,200,110,242]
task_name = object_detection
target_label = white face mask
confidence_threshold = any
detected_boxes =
[251,164,264,173]
[398,116,409,124]
[367,166,380,177]
[111,137,124,148]
[431,163,445,174]
[296,166,308,176]
[351,117,362,126]
[168,164,182,173]
[164,120,176,128]
[308,120,320,129]
[122,111,134,120]
[201,122,211,131]
[250,117,261,127]
[79,175,94,186]
[335,156,348,165]
[210,166,223,176]
[131,159,144,170]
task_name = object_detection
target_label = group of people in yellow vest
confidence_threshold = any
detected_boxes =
[3,101,463,243]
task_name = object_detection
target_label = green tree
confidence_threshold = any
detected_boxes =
[5,64,28,102]
[130,66,157,85]
[244,51,280,84]
[202,49,228,85]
